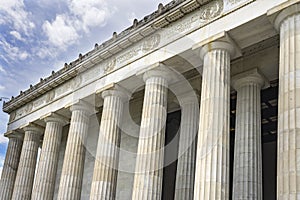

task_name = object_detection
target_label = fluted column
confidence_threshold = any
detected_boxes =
[90,86,130,200]
[194,41,234,200]
[11,124,43,200]
[0,133,23,200]
[231,69,266,200]
[175,93,199,200]
[31,113,68,200]
[273,4,300,199]
[132,67,170,200]
[57,101,94,200]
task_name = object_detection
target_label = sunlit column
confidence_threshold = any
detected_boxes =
[90,85,130,200]
[57,101,94,200]
[32,113,68,200]
[0,132,23,200]
[11,124,43,200]
[132,66,171,200]
[232,69,266,200]
[194,41,234,200]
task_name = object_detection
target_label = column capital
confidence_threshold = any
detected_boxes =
[231,68,269,91]
[40,112,69,126]
[70,100,95,115]
[200,41,235,60]
[20,123,44,134]
[97,83,131,102]
[136,62,179,84]
[267,1,300,30]
[4,130,24,140]
[192,31,241,60]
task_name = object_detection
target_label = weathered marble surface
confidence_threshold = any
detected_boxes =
[174,93,199,200]
[90,87,129,200]
[11,125,42,200]
[132,67,170,200]
[32,114,67,200]
[0,135,23,200]
[57,101,93,200]
[232,69,265,200]
[194,41,233,200]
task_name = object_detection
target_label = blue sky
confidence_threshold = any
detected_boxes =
[0,0,170,176]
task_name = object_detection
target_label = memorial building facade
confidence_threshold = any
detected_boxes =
[0,0,299,199]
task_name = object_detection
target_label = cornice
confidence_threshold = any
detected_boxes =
[3,0,212,114]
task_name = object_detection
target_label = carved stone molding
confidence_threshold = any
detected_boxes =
[199,0,223,22]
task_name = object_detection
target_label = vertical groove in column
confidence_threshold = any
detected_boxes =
[32,117,65,200]
[174,99,199,200]
[277,12,300,199]
[232,78,263,200]
[132,75,168,200]
[194,48,230,200]
[11,127,42,200]
[0,136,23,200]
[57,103,92,200]
[90,90,127,200]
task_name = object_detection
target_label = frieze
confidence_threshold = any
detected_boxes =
[10,0,253,121]
[15,102,33,118]
[83,65,101,81]
[33,97,45,108]
[164,0,223,40]
[227,0,243,5]
[46,90,55,103]
[141,34,161,53]
[117,48,140,64]
[104,58,117,73]
[199,0,223,22]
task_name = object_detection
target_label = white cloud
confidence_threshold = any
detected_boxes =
[0,85,5,91]
[0,36,30,62]
[0,154,4,177]
[68,0,112,31]
[42,0,114,50]
[0,0,35,35]
[10,31,25,41]
[0,134,8,144]
[43,15,79,49]
[0,65,6,74]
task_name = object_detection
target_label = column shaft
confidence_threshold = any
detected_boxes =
[32,116,66,200]
[232,73,264,199]
[11,126,42,200]
[90,89,127,200]
[57,102,92,200]
[276,6,300,199]
[194,44,231,200]
[0,136,23,200]
[132,74,168,200]
[174,97,199,200]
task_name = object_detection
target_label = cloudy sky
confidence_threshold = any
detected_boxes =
[0,0,170,176]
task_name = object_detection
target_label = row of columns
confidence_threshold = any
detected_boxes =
[0,3,299,200]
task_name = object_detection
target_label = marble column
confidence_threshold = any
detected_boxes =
[57,101,93,200]
[90,86,129,200]
[174,93,199,200]
[231,69,265,200]
[194,41,234,200]
[273,4,300,199]
[0,133,23,200]
[31,113,68,200]
[132,67,170,200]
[11,124,43,200]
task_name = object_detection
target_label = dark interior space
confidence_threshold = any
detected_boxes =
[229,82,278,200]
[161,82,278,200]
[162,110,181,200]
